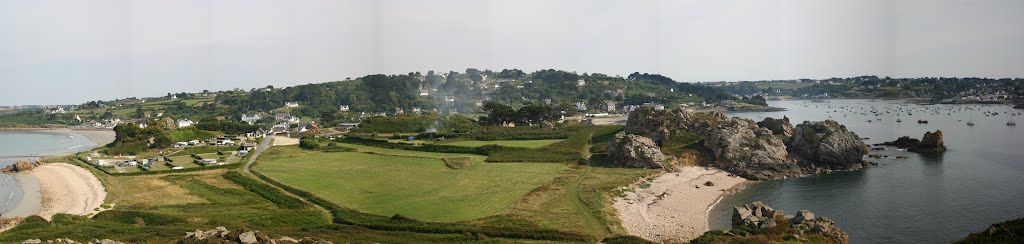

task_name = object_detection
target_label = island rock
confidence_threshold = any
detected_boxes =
[877,130,947,153]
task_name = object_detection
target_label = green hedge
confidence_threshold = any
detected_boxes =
[222,171,307,209]
[92,210,184,226]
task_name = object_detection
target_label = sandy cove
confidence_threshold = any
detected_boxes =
[614,166,748,243]
[1,163,107,231]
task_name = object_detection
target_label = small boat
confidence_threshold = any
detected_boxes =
[917,120,928,124]
[1010,121,1017,126]
[967,121,975,126]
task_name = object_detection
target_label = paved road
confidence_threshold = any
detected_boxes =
[243,136,274,173]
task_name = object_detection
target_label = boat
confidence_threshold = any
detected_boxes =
[896,119,902,123]
[1010,114,1017,126]
[967,121,975,126]
[917,120,928,124]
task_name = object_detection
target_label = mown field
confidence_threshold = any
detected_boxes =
[254,146,565,222]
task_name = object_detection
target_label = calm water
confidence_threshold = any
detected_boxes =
[0,131,96,214]
[709,99,1024,244]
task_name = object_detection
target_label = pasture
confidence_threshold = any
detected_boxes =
[254,146,565,222]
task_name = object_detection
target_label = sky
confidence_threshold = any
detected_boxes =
[1,0,1023,105]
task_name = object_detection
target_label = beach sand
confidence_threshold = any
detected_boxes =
[613,166,748,243]
[30,163,107,220]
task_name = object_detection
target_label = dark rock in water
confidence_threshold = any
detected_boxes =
[607,132,665,169]
[786,120,870,170]
[879,130,947,153]
[1,161,38,173]
[757,116,794,137]
[728,202,848,244]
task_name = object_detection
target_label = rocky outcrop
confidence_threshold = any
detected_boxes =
[2,161,39,173]
[757,116,793,137]
[607,132,666,169]
[731,202,848,244]
[877,130,947,153]
[786,120,871,170]
[18,239,122,244]
[703,117,800,180]
[623,107,725,144]
[618,107,870,180]
[917,130,946,153]
[157,117,177,130]
[179,227,332,244]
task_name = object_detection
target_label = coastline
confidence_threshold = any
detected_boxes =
[0,128,112,232]
[613,166,748,242]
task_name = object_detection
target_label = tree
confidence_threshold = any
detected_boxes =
[135,106,144,119]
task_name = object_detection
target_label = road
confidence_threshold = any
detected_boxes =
[243,136,274,173]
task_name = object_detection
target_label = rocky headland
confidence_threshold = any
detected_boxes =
[876,130,947,153]
[609,107,871,180]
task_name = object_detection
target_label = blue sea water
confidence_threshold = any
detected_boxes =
[710,99,1024,243]
[0,131,96,215]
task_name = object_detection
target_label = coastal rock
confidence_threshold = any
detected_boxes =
[757,116,794,137]
[2,161,39,173]
[703,117,799,180]
[729,202,848,244]
[878,130,947,153]
[238,231,257,244]
[607,132,665,169]
[916,130,947,153]
[786,120,870,170]
[178,227,332,244]
[623,107,725,144]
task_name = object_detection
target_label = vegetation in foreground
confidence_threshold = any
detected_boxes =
[1,124,657,243]
[956,217,1024,244]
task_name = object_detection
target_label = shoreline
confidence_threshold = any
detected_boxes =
[0,163,107,232]
[0,129,112,232]
[613,166,748,242]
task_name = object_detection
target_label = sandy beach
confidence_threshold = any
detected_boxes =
[613,166,748,243]
[0,128,112,231]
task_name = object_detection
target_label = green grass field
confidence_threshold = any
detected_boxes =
[439,139,563,148]
[254,146,565,222]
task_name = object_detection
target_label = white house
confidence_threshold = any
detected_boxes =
[241,113,262,125]
[176,119,194,128]
[339,105,350,112]
[285,101,300,108]
[575,102,587,111]
[274,113,300,124]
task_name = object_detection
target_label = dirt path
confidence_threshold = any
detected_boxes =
[243,137,273,173]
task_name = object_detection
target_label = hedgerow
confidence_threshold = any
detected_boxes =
[222,171,307,209]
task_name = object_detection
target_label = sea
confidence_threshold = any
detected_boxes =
[710,99,1024,243]
[0,130,97,215]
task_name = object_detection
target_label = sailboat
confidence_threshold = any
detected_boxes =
[1009,114,1017,126]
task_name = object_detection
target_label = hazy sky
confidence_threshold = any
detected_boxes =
[1,0,1023,105]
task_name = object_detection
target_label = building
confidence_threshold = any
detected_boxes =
[274,113,300,124]
[176,119,194,128]
[241,113,262,125]
[285,101,300,108]
[605,101,617,112]
[339,105,350,112]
